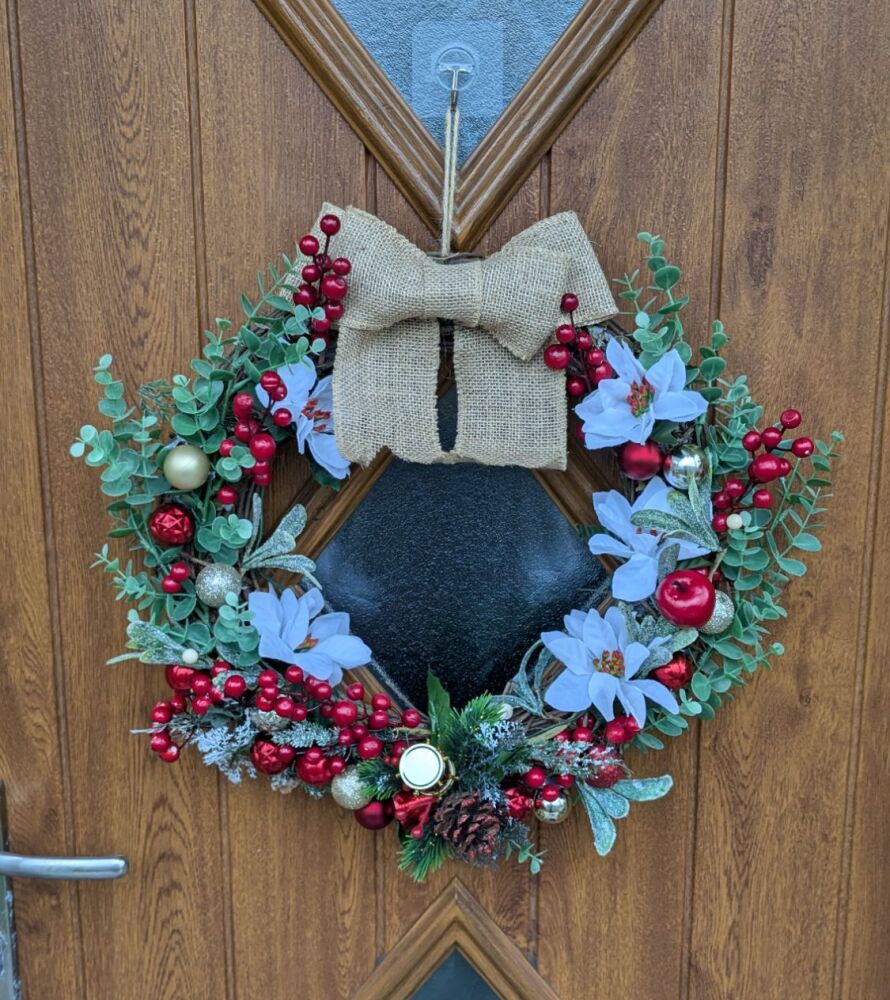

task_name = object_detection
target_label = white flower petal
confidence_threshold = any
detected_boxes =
[604,606,629,649]
[588,534,634,559]
[541,632,590,674]
[645,349,686,395]
[309,431,350,480]
[581,609,617,655]
[315,633,371,668]
[652,389,709,424]
[308,611,350,641]
[616,682,648,727]
[259,633,299,664]
[632,678,680,716]
[587,673,621,722]
[592,489,634,542]
[545,669,594,712]
[611,553,659,601]
[622,641,651,679]
[605,338,642,383]
[293,648,340,682]
[563,609,587,640]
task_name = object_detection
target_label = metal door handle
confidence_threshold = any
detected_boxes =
[0,851,127,880]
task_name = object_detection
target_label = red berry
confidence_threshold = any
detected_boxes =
[277,746,296,765]
[589,764,624,789]
[712,490,732,510]
[357,736,383,760]
[233,419,254,443]
[191,674,212,695]
[749,454,785,482]
[402,709,422,728]
[586,348,604,367]
[311,317,331,334]
[556,773,575,788]
[168,693,187,713]
[259,371,281,392]
[294,285,316,307]
[291,703,308,721]
[753,489,772,508]
[254,472,271,487]
[324,301,345,321]
[272,408,292,427]
[224,675,246,698]
[368,709,389,730]
[274,696,295,718]
[232,393,254,419]
[315,682,332,701]
[570,726,593,742]
[151,703,172,724]
[215,485,237,506]
[149,733,171,753]
[192,695,211,715]
[780,409,802,429]
[331,257,351,276]
[255,693,274,711]
[543,344,571,370]
[351,724,367,739]
[777,457,792,476]
[319,213,341,235]
[593,361,614,384]
[524,766,547,789]
[165,665,195,691]
[575,330,592,351]
[315,253,332,271]
[301,263,321,283]
[742,430,762,451]
[331,701,359,728]
[761,426,783,449]
[250,460,270,476]
[346,682,365,700]
[285,665,304,685]
[249,433,276,461]
[561,293,579,313]
[162,576,181,594]
[321,274,348,300]
[791,436,814,457]
[299,234,319,256]
[169,561,190,582]
[555,323,575,345]
[219,438,236,457]
[540,784,561,802]
[712,513,728,532]
[258,669,278,688]
[566,377,587,397]
[159,744,180,763]
[329,757,346,775]
[371,693,391,710]
[724,477,746,498]
[603,716,640,744]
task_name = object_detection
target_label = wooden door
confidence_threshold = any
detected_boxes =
[1,0,888,997]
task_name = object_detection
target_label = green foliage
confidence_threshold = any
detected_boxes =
[196,514,254,562]
[398,829,454,882]
[577,775,673,855]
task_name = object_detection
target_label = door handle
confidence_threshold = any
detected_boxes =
[0,851,127,880]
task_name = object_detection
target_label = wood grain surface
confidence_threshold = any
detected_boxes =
[0,0,887,997]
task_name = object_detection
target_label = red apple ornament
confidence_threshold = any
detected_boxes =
[655,570,716,628]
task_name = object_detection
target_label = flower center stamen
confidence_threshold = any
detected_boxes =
[626,378,654,417]
[593,649,625,677]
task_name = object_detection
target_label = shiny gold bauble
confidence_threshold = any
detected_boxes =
[534,792,572,825]
[163,444,211,491]
[330,766,372,811]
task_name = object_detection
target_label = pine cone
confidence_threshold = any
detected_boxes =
[432,791,504,864]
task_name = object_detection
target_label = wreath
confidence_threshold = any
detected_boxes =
[72,211,842,880]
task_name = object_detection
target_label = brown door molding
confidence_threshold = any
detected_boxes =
[352,879,559,999]
[254,0,665,248]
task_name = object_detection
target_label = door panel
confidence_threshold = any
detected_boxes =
[1,0,887,997]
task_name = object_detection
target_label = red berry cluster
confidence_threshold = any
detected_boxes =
[542,293,615,396]
[147,661,422,779]
[218,378,283,493]
[160,559,190,595]
[294,213,351,344]
[711,408,813,533]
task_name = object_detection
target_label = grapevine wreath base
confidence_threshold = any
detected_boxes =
[72,212,841,879]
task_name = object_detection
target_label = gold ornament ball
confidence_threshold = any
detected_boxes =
[700,591,735,634]
[163,444,211,491]
[330,766,372,811]
[663,444,710,490]
[195,563,242,608]
[534,792,572,825]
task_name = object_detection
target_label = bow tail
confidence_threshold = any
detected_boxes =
[333,319,446,466]
[449,327,568,470]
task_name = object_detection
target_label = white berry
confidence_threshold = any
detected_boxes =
[181,648,199,665]
[726,513,744,530]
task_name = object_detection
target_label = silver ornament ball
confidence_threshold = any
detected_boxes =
[330,766,372,811]
[195,563,242,607]
[162,444,211,491]
[700,590,735,634]
[534,792,572,825]
[663,444,710,490]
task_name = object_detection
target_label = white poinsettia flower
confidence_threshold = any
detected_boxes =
[576,339,708,450]
[542,606,678,725]
[588,477,713,601]
[256,363,350,480]
[247,586,370,685]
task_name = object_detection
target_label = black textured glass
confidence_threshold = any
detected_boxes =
[410,949,499,1000]
[315,390,608,708]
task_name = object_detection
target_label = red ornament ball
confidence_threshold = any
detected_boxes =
[299,234,320,256]
[544,344,571,370]
[354,800,395,830]
[618,441,662,482]
[561,292,579,313]
[780,408,802,429]
[505,787,534,820]
[319,213,341,236]
[655,569,716,628]
[251,739,287,775]
[149,503,194,546]
[651,652,694,690]
[792,436,814,457]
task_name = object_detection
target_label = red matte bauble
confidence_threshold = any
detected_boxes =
[149,504,194,546]
[749,453,785,482]
[251,740,287,775]
[165,664,195,691]
[656,570,716,627]
[618,441,662,481]
[651,653,695,690]
[319,213,341,236]
[354,800,395,830]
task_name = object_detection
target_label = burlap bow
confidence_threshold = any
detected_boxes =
[291,203,616,469]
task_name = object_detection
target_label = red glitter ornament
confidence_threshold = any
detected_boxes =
[149,503,194,546]
[251,739,288,775]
